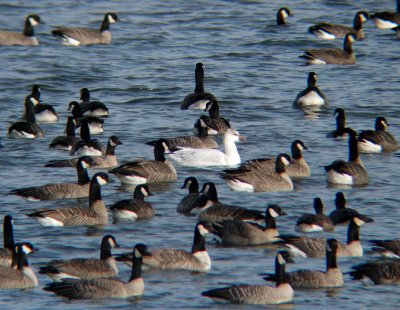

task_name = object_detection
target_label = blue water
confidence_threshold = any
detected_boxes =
[1,0,400,308]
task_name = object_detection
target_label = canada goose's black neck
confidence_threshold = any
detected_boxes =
[154,141,166,162]
[397,0,400,13]
[265,210,277,229]
[314,198,324,215]
[66,117,76,137]
[191,225,206,254]
[100,238,113,260]
[194,63,205,93]
[3,216,14,251]
[276,10,286,25]
[129,250,142,281]
[344,36,354,53]
[197,122,209,138]
[353,13,363,31]
[336,111,346,131]
[335,193,346,210]
[70,102,83,118]
[189,179,199,194]
[307,73,317,88]
[347,219,360,244]
[16,245,29,270]
[348,132,359,162]
[77,161,91,185]
[208,101,220,118]
[275,254,287,286]
[275,157,286,174]
[204,183,218,202]
[100,15,111,32]
[31,85,40,100]
[291,144,302,160]
[89,177,102,206]
[375,118,386,131]
[80,89,90,103]
[133,186,145,200]
[25,97,36,124]
[105,140,117,156]
[326,244,338,270]
[23,18,34,37]
[80,120,91,141]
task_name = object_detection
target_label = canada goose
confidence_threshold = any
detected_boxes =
[0,14,42,46]
[210,205,287,246]
[52,12,119,46]
[295,198,334,232]
[264,239,343,289]
[147,119,218,149]
[110,185,154,221]
[202,251,294,305]
[278,216,372,258]
[49,117,79,151]
[29,85,59,123]
[26,172,110,227]
[69,118,104,156]
[44,243,148,299]
[192,182,265,222]
[293,72,327,107]
[177,177,201,215]
[220,153,293,192]
[308,11,369,40]
[39,235,119,281]
[0,215,35,267]
[68,101,104,135]
[0,244,38,289]
[79,88,109,117]
[181,62,218,110]
[8,95,45,138]
[7,156,93,201]
[325,128,369,185]
[46,136,122,169]
[109,140,177,185]
[277,7,292,25]
[166,129,245,167]
[329,192,364,225]
[327,108,347,138]
[358,117,399,153]
[371,0,400,29]
[194,101,231,135]
[300,33,356,65]
[369,239,400,258]
[116,222,212,272]
[350,260,400,285]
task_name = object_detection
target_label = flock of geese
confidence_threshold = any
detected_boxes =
[2,1,400,306]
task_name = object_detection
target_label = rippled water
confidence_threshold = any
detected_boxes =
[1,0,400,308]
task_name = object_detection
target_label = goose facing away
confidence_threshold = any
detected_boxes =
[181,62,218,110]
[7,156,93,201]
[300,33,356,65]
[264,239,343,289]
[166,129,245,167]
[39,235,119,281]
[110,185,154,221]
[210,205,287,246]
[68,101,104,135]
[277,7,292,25]
[177,176,201,215]
[293,72,327,107]
[295,198,334,232]
[325,128,369,185]
[371,1,400,29]
[358,117,399,153]
[194,101,231,135]
[308,11,369,40]
[43,243,148,299]
[69,118,104,156]
[52,13,118,46]
[116,222,212,272]
[350,260,400,285]
[49,117,79,151]
[328,192,363,225]
[29,85,59,123]
[202,251,294,305]
[79,88,109,117]
[8,95,45,139]
[109,139,177,185]
[327,108,346,138]
[0,14,42,46]
[26,172,110,227]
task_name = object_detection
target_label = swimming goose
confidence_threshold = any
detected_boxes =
[39,235,119,281]
[109,140,177,185]
[210,205,287,246]
[277,7,292,25]
[166,129,245,167]
[69,118,104,156]
[110,185,154,221]
[68,101,104,135]
[181,62,218,110]
[79,88,109,117]
[308,11,369,40]
[147,119,218,149]
[26,172,110,227]
[327,108,347,138]
[29,85,59,123]
[202,251,294,305]
[44,243,148,299]
[350,260,400,285]
[329,192,363,225]
[264,239,343,289]
[0,244,38,289]
[116,222,212,272]
[220,153,293,192]
[49,117,79,151]
[358,117,399,153]
[0,14,42,46]
[46,136,122,169]
[300,33,356,65]
[8,156,93,201]
[371,0,400,29]
[8,95,45,138]
[369,239,400,258]
[278,215,372,258]
[52,12,118,46]
[295,198,334,232]
[325,128,369,185]
[194,101,231,135]
[293,72,327,107]
[177,177,201,215]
